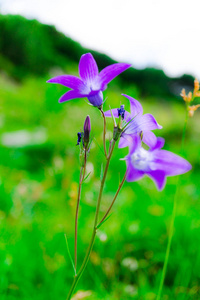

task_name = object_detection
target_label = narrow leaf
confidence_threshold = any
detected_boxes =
[96,213,113,229]
[64,234,76,275]
[93,137,104,156]
[82,172,91,183]
[109,105,117,127]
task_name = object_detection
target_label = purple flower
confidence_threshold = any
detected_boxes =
[104,94,162,148]
[47,53,131,108]
[125,135,192,190]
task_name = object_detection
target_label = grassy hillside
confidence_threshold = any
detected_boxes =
[0,14,194,99]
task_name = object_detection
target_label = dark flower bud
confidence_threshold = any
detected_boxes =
[76,132,82,145]
[83,115,91,149]
[117,105,125,120]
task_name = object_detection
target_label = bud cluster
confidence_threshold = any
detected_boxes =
[180,78,200,118]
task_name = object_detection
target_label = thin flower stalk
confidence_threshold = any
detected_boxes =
[66,141,116,300]
[156,85,192,300]
[74,149,87,273]
[100,109,108,158]
[97,169,127,228]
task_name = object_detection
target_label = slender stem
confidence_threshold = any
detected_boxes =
[81,150,87,183]
[100,109,108,159]
[98,170,127,227]
[181,107,189,152]
[66,142,116,300]
[156,181,180,300]
[156,108,189,300]
[74,150,87,273]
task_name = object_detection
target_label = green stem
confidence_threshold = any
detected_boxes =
[74,166,83,273]
[74,149,87,273]
[156,108,189,300]
[66,141,116,300]
[97,170,127,228]
[100,109,108,159]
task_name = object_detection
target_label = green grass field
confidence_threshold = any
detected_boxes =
[0,73,200,300]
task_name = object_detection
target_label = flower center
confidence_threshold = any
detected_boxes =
[131,148,151,171]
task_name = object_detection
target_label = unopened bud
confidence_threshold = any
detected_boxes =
[83,115,91,149]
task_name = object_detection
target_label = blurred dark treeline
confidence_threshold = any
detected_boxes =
[0,14,194,99]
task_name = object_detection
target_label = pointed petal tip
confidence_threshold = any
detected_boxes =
[99,63,131,90]
[46,78,54,83]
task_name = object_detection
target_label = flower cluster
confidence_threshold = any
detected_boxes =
[105,95,191,190]
[48,52,191,191]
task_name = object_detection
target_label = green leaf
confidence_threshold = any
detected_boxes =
[96,213,113,229]
[64,234,76,275]
[82,172,91,183]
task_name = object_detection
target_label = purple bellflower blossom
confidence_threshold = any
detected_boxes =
[125,135,192,190]
[104,94,162,148]
[47,53,131,108]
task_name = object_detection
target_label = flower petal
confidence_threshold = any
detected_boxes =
[99,63,131,90]
[151,150,192,176]
[59,90,84,103]
[87,91,103,107]
[126,114,162,135]
[79,53,99,82]
[118,135,131,148]
[128,134,141,155]
[47,75,86,91]
[126,162,144,182]
[150,137,165,150]
[104,108,119,118]
[147,170,166,190]
[142,131,158,148]
[122,94,143,117]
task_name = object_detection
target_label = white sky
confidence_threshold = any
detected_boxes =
[1,0,200,78]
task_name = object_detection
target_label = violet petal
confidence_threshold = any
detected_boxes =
[142,131,158,148]
[127,114,162,135]
[122,94,143,117]
[87,91,103,107]
[118,135,131,148]
[104,108,119,118]
[152,150,192,176]
[126,163,144,182]
[79,53,99,82]
[128,134,141,155]
[147,170,166,190]
[150,137,165,150]
[47,75,86,91]
[59,90,84,103]
[99,63,131,90]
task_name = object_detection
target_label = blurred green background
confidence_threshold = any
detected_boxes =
[0,14,200,300]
